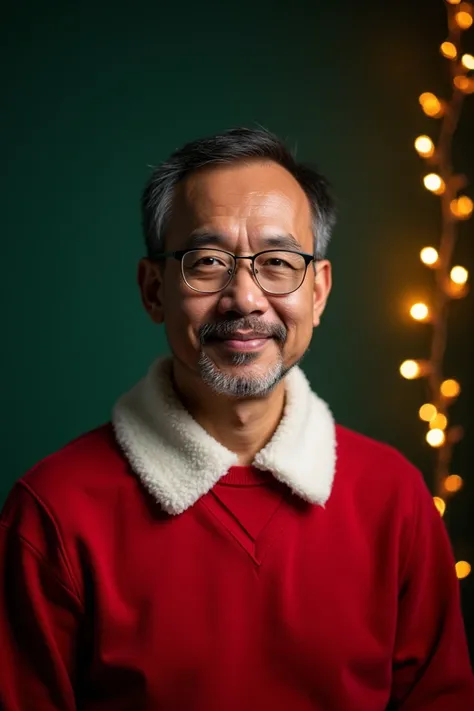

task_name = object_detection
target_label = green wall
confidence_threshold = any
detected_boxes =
[2,0,473,647]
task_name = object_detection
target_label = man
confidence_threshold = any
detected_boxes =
[0,127,473,711]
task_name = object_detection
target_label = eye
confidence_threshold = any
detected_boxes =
[193,256,227,268]
[262,257,293,269]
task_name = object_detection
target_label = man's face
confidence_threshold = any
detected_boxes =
[139,160,331,397]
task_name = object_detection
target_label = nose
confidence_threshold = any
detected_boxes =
[216,257,270,317]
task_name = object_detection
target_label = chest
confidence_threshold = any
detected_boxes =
[79,489,400,710]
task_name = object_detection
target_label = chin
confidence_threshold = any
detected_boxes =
[197,350,289,398]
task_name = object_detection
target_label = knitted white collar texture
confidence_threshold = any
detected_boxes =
[112,357,336,515]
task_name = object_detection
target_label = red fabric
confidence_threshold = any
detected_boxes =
[0,423,473,711]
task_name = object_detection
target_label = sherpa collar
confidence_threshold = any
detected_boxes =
[112,358,336,515]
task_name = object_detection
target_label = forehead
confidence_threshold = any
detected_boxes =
[167,160,313,240]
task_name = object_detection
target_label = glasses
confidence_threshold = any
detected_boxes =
[153,248,316,295]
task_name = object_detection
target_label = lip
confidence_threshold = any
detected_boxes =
[222,332,270,341]
[214,336,271,352]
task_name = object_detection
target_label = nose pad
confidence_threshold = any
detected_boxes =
[217,257,269,315]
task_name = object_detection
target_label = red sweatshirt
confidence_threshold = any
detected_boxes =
[0,358,473,710]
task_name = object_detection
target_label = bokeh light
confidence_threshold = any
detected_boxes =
[441,42,458,59]
[433,497,446,516]
[429,413,448,430]
[410,303,429,321]
[440,379,461,398]
[414,135,435,157]
[445,475,463,493]
[420,247,439,266]
[419,93,443,117]
[419,403,437,422]
[426,428,446,447]
[450,266,468,284]
[455,561,471,579]
[455,11,473,30]
[423,173,445,194]
[450,195,473,218]
[400,360,421,379]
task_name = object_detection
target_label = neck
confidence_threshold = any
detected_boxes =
[171,359,286,465]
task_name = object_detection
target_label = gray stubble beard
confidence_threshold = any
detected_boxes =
[197,348,290,398]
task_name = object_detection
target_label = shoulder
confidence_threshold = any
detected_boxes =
[334,424,429,511]
[336,424,422,480]
[21,423,126,499]
[2,423,134,534]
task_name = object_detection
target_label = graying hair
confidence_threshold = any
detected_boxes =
[141,127,336,260]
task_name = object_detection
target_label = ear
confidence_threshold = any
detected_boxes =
[137,258,165,324]
[312,260,332,327]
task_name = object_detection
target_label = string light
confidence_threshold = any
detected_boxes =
[410,302,430,321]
[445,474,463,492]
[419,403,437,421]
[423,173,446,194]
[426,428,446,447]
[440,379,461,398]
[462,52,474,68]
[420,247,439,266]
[429,413,448,430]
[450,265,469,284]
[455,561,471,579]
[433,497,446,516]
[450,195,474,218]
[400,360,425,379]
[441,41,458,59]
[419,92,444,117]
[455,11,473,30]
[403,0,472,583]
[454,75,471,91]
[414,135,435,157]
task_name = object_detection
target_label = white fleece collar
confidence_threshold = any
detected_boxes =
[112,358,336,515]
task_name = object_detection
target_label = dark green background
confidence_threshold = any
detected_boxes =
[2,0,473,656]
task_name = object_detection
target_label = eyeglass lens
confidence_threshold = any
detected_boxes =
[181,249,307,294]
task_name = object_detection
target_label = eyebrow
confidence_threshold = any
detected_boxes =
[183,230,305,252]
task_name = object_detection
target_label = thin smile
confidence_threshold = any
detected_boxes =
[212,332,272,352]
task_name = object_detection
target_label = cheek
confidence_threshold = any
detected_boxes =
[163,282,218,349]
[274,292,315,355]
[276,289,314,332]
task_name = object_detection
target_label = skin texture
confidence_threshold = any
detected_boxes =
[138,160,332,464]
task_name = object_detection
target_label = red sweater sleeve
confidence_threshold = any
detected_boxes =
[390,466,474,710]
[0,483,83,711]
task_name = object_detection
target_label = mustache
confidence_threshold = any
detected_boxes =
[199,317,287,345]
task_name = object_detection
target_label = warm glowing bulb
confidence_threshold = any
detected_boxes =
[462,53,474,69]
[420,247,439,266]
[447,0,461,4]
[426,428,446,447]
[419,403,437,422]
[450,266,468,284]
[423,173,445,194]
[429,413,448,430]
[441,41,458,59]
[400,360,421,379]
[451,195,473,218]
[457,195,474,216]
[455,561,471,579]
[414,135,435,157]
[433,497,446,516]
[454,75,471,91]
[441,379,461,398]
[410,303,429,321]
[455,11,473,29]
[445,475,463,493]
[419,93,443,117]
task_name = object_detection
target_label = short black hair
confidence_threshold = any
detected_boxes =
[141,127,336,259]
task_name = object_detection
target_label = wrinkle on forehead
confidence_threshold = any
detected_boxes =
[170,161,312,238]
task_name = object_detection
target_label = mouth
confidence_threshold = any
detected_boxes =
[212,333,272,352]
